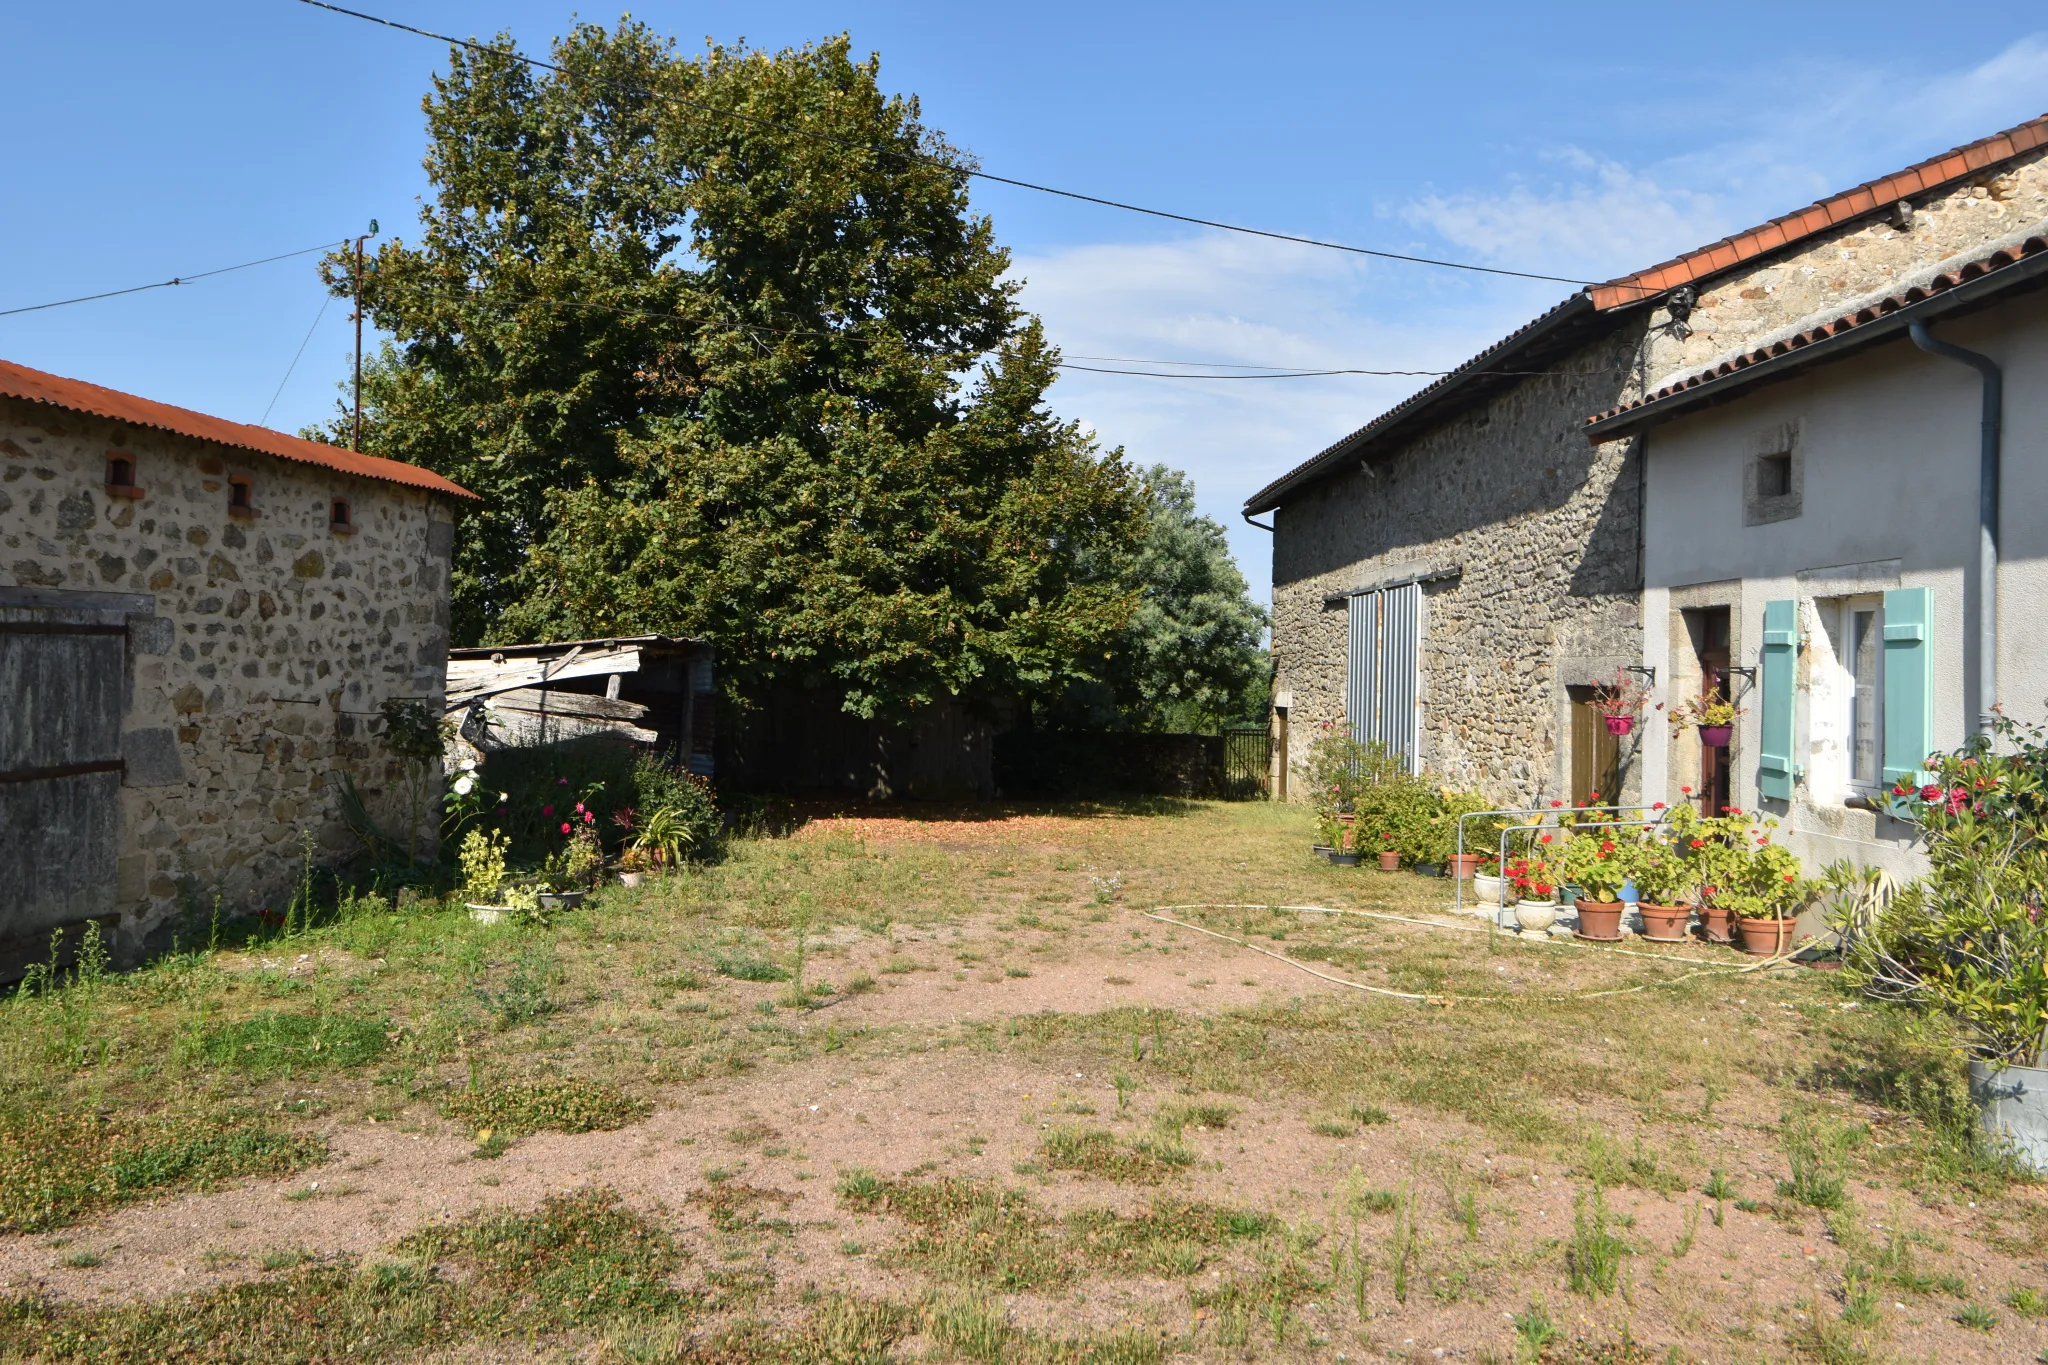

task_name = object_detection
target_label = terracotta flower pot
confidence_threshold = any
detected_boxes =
[1698,724,1733,748]
[1603,713,1636,737]
[1637,902,1691,941]
[1379,851,1402,871]
[1575,900,1626,941]
[1698,904,1735,943]
[1446,852,1483,879]
[1735,915,1797,956]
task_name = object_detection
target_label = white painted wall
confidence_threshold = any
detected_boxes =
[1637,288,2048,875]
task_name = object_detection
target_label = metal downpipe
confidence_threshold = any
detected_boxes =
[1908,320,2002,736]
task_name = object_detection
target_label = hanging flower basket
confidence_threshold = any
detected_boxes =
[1603,714,1636,737]
[1699,724,1733,748]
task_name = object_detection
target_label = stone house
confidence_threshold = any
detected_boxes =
[1248,112,2048,822]
[1585,231,2048,877]
[0,358,474,973]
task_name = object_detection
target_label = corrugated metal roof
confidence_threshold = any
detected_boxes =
[1241,294,1604,514]
[0,356,477,500]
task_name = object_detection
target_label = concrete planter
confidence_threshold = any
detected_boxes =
[1473,872,1505,906]
[1969,1059,2048,1174]
[1514,901,1559,933]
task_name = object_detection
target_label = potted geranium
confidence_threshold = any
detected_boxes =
[1507,854,1560,932]
[1669,696,1745,748]
[1377,830,1402,872]
[1629,836,1695,942]
[1589,669,1651,738]
[1559,830,1635,940]
[1716,817,1810,954]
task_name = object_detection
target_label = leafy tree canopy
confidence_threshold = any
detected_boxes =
[321,23,1143,718]
[1049,465,1269,733]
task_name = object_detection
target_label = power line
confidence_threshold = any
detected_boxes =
[293,0,1636,294]
[0,240,344,319]
[260,291,333,427]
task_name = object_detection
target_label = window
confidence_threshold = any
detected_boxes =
[1757,451,1793,498]
[330,497,352,531]
[228,477,253,516]
[104,454,142,498]
[1846,601,1885,787]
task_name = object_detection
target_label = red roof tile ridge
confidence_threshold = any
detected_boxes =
[1582,233,2048,425]
[0,356,477,500]
[1588,112,2048,311]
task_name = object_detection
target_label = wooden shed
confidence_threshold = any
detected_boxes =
[445,636,716,774]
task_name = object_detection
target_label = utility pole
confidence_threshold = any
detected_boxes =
[350,220,378,452]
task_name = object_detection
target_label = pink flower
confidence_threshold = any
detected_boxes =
[543,805,554,817]
[560,822,572,835]
[1919,785,1943,801]
[575,802,585,814]
[583,811,595,824]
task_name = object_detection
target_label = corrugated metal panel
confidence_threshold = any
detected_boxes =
[1345,584,1421,773]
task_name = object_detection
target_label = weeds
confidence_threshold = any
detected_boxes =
[1566,1186,1630,1296]
[1955,1301,1998,1331]
[442,1078,651,1141]
[1779,1120,1861,1211]
[1041,1127,1194,1183]
[188,1010,388,1075]
[1514,1300,1562,1361]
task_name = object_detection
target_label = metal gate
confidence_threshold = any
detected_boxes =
[1221,724,1271,800]
[0,619,125,949]
[1346,583,1420,771]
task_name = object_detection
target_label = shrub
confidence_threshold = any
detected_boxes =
[1836,714,2048,1066]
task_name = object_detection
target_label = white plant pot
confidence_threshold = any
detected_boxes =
[1969,1059,2048,1174]
[466,905,506,925]
[1514,900,1559,933]
[1472,873,1505,907]
[617,871,644,887]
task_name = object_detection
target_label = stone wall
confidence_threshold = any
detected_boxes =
[0,396,456,949]
[1270,145,2048,806]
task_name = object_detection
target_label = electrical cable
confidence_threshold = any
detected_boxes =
[259,291,333,428]
[0,240,345,319]
[292,0,1649,295]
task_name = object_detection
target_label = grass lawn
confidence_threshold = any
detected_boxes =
[1,799,2044,1363]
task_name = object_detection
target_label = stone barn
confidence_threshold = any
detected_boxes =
[0,357,474,973]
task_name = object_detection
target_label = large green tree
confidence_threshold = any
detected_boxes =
[1050,465,1269,732]
[322,23,1141,717]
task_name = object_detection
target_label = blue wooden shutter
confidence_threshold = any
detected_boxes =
[1758,599,1797,801]
[1882,587,1935,786]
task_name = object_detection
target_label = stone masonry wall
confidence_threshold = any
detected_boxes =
[0,396,456,947]
[1272,145,2048,806]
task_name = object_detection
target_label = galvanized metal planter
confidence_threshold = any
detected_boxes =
[1969,1059,2048,1174]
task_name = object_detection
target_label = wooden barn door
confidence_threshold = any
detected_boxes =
[0,620,125,954]
[1566,686,1620,807]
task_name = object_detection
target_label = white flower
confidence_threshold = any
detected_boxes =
[499,791,510,803]
[459,758,477,773]
[453,775,475,796]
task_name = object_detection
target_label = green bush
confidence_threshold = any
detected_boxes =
[1837,714,2048,1066]
[442,1079,652,1139]
[471,738,720,869]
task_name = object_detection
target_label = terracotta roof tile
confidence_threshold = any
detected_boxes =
[1584,233,2048,429]
[1590,112,2048,310]
[0,357,477,500]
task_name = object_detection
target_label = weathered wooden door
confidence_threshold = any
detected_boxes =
[1566,687,1621,807]
[0,621,125,950]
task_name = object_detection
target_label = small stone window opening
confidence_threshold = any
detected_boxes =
[1757,451,1793,498]
[330,497,354,533]
[104,454,143,498]
[228,477,255,518]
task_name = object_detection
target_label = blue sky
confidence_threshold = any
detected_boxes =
[4,3,2045,603]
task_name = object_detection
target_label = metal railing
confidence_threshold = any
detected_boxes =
[1453,803,1676,917]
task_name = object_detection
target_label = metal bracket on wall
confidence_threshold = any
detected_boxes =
[1624,664,1657,686]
